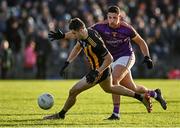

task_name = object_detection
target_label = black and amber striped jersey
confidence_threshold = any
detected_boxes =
[78,29,108,70]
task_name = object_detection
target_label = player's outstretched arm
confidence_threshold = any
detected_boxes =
[48,29,76,41]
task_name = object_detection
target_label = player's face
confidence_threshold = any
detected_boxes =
[107,12,121,28]
[71,30,80,39]
[71,28,87,40]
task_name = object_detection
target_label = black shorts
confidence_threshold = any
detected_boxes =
[96,67,111,84]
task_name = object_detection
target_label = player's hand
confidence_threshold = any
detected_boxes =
[143,56,153,69]
[86,70,99,84]
[59,61,69,76]
[48,29,65,41]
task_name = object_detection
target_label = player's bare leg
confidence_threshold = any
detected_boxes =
[121,72,167,110]
[43,77,96,120]
[62,77,96,111]
[100,75,136,97]
[108,70,167,120]
[108,65,129,120]
[99,75,152,116]
[120,71,148,93]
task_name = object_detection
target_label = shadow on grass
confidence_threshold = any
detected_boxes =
[0,118,117,127]
[0,110,179,117]
[0,112,179,127]
[0,113,44,116]
[2,118,43,122]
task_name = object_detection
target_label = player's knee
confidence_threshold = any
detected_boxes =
[134,87,139,92]
[112,75,121,84]
[69,88,78,96]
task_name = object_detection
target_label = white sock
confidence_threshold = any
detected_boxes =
[154,92,157,98]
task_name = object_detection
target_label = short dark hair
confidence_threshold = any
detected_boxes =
[69,18,85,31]
[108,6,120,14]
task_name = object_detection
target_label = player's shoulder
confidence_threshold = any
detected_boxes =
[88,28,100,37]
[120,20,133,29]
[88,28,96,34]
[120,20,137,36]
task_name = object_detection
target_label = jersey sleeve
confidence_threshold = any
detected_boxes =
[122,21,137,39]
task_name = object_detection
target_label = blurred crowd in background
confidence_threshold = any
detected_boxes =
[0,0,179,79]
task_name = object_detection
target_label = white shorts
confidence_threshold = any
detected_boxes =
[111,53,135,70]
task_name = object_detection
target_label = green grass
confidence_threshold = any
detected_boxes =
[0,79,180,127]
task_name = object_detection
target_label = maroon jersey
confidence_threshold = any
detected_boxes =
[92,20,136,61]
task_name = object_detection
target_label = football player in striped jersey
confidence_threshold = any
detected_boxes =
[43,18,152,120]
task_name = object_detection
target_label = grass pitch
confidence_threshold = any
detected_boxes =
[0,79,180,127]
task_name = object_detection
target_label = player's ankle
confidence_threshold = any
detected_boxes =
[58,109,67,117]
[134,93,143,101]
[148,90,157,98]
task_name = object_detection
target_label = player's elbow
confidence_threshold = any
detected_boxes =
[104,52,113,66]
[107,54,113,67]
[108,53,113,64]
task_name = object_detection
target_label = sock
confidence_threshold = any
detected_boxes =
[149,90,157,98]
[113,106,119,114]
[58,109,67,118]
[134,93,143,101]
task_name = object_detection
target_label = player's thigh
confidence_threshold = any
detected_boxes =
[112,65,129,82]
[70,77,96,95]
[120,71,137,91]
[111,54,135,82]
